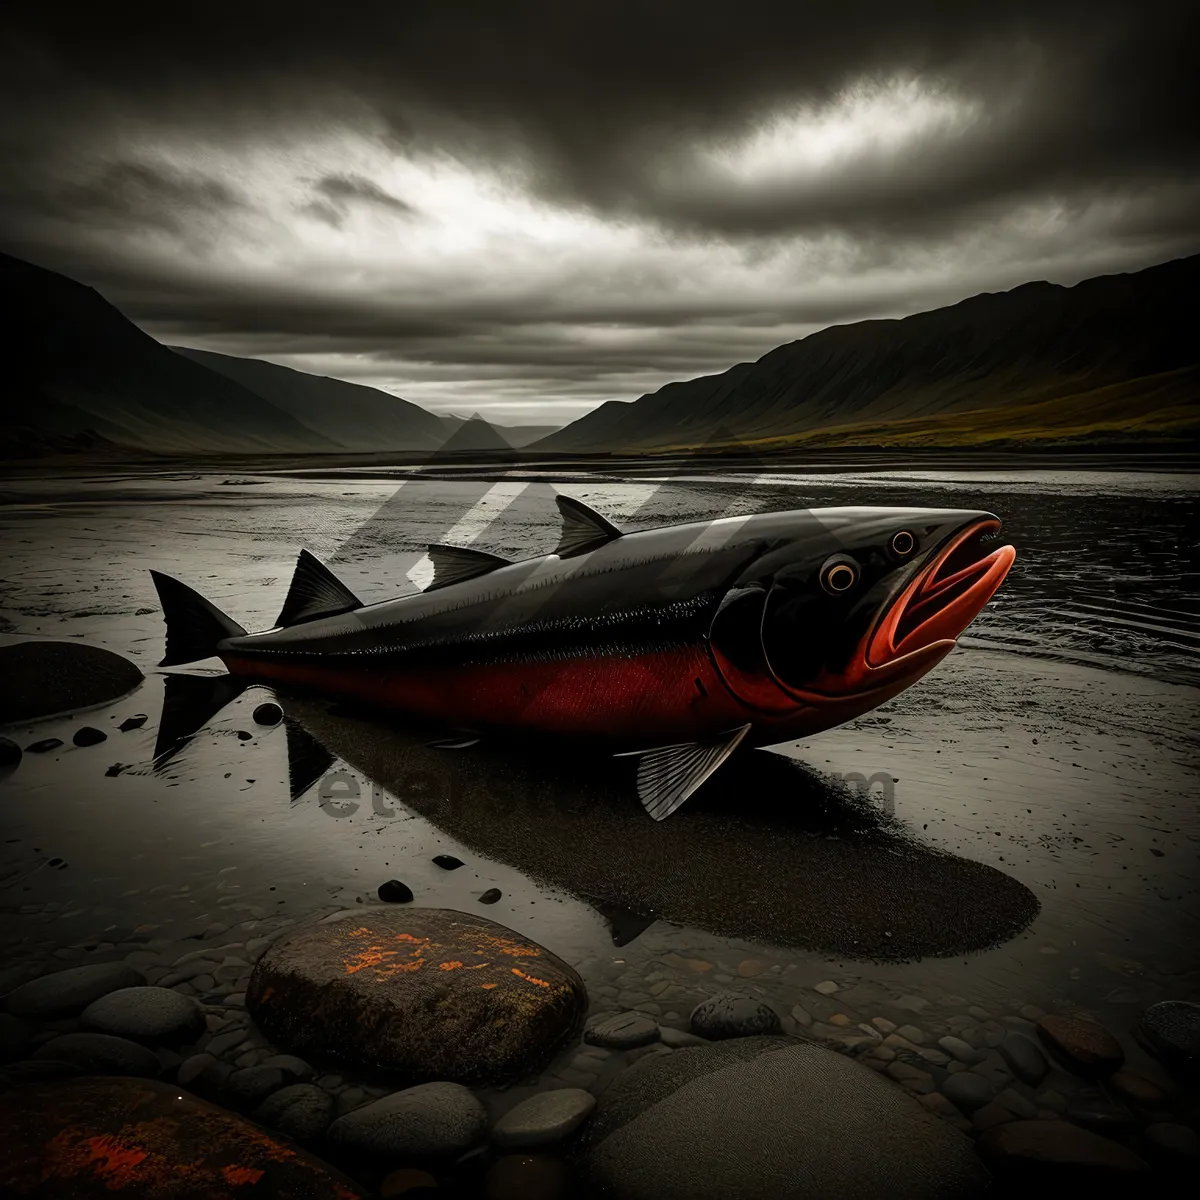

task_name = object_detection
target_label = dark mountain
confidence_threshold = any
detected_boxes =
[535,255,1199,453]
[1,252,335,454]
[439,414,561,449]
[173,347,449,452]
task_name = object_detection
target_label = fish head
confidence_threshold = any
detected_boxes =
[709,507,1015,712]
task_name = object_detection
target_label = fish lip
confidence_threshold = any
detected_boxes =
[867,516,1015,666]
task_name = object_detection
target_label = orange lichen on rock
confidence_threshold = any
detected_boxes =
[222,1164,266,1187]
[43,1128,150,1188]
[343,946,398,974]
[511,968,551,988]
[439,961,463,970]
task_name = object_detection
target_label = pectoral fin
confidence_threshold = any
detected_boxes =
[620,723,752,820]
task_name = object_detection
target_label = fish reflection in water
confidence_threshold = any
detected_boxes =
[269,693,1039,962]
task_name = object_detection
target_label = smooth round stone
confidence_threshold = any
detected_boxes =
[941,1072,996,1114]
[328,1081,487,1157]
[259,1053,314,1081]
[479,888,502,904]
[585,1012,660,1050]
[583,1038,987,1198]
[1136,1000,1200,1075]
[32,1032,160,1077]
[80,985,204,1043]
[0,1076,368,1197]
[0,1013,34,1064]
[253,702,284,726]
[484,1153,571,1199]
[1035,1015,1124,1077]
[25,738,62,753]
[997,1032,1049,1085]
[1144,1122,1200,1164]
[247,908,586,1085]
[492,1088,596,1148]
[0,641,143,724]
[433,854,464,870]
[1064,1100,1136,1131]
[254,1083,335,1142]
[689,992,781,1040]
[1109,1069,1168,1106]
[72,726,107,747]
[378,879,414,903]
[937,1036,984,1065]
[6,963,146,1019]
[977,1119,1149,1175]
[225,1065,286,1105]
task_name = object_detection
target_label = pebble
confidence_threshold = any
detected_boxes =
[491,1088,596,1147]
[225,1065,286,1106]
[117,714,147,731]
[813,980,839,995]
[658,1026,709,1048]
[432,854,464,870]
[72,726,107,746]
[33,1032,160,1077]
[81,986,204,1043]
[584,1012,660,1050]
[941,1071,996,1113]
[7,963,146,1019]
[206,1028,248,1057]
[936,1035,983,1065]
[1109,1069,1167,1106]
[871,1017,897,1034]
[252,702,283,726]
[260,1054,314,1081]
[977,1119,1149,1174]
[26,738,63,753]
[997,1032,1049,1085]
[971,1101,1018,1132]
[689,992,781,1040]
[177,1053,218,1089]
[896,1024,926,1045]
[327,1081,487,1157]
[479,888,502,904]
[994,1088,1038,1119]
[253,1083,335,1141]
[1064,1100,1136,1131]
[1035,1014,1124,1077]
[377,879,414,903]
[1136,1000,1200,1074]
[1144,1122,1200,1165]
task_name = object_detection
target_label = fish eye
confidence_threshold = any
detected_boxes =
[820,554,859,595]
[890,530,917,557]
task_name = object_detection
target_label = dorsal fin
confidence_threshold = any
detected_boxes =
[554,494,623,558]
[275,549,362,627]
[425,544,512,591]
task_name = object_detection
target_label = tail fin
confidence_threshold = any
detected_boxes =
[150,570,246,667]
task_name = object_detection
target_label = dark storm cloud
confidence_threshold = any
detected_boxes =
[4,0,1197,237]
[0,0,1197,419]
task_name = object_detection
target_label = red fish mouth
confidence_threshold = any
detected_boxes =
[867,518,1015,668]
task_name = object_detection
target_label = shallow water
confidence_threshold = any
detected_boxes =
[1,455,1198,1046]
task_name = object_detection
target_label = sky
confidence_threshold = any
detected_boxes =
[1,2,1197,426]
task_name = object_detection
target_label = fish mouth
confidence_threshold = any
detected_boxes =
[867,517,1016,668]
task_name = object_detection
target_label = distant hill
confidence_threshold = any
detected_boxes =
[1,252,335,455]
[534,255,1199,453]
[172,347,448,452]
[439,414,561,449]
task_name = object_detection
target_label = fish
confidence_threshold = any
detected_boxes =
[150,495,1015,820]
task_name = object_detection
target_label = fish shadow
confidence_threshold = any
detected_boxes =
[281,693,1040,962]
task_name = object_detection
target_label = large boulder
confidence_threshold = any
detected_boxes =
[581,1036,990,1199]
[0,641,143,723]
[81,987,204,1044]
[0,1075,368,1197]
[246,907,587,1085]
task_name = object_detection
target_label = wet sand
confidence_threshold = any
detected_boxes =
[1,460,1197,1039]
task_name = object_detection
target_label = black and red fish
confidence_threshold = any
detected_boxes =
[152,495,1015,819]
